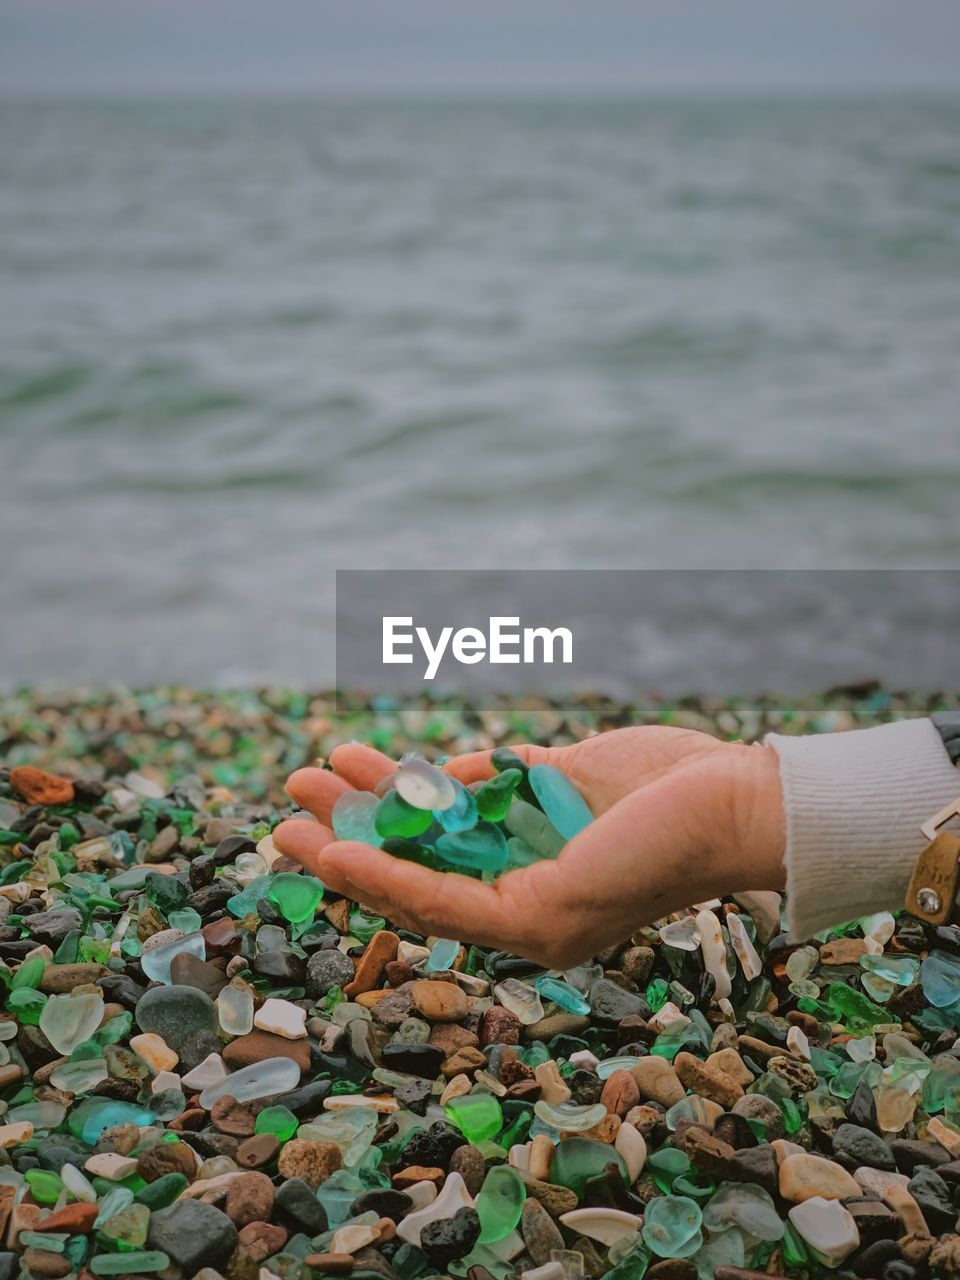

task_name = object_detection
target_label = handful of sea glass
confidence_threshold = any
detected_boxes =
[330,749,593,876]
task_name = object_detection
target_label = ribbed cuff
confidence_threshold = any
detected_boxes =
[765,719,960,939]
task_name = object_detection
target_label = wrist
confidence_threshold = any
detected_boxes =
[719,743,786,892]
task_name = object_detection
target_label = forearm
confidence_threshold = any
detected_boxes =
[765,718,959,938]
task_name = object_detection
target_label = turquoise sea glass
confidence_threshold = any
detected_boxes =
[642,1195,703,1259]
[332,791,383,846]
[436,823,508,873]
[528,763,593,840]
[535,975,590,1014]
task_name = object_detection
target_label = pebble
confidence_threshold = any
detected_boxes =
[788,1196,860,1266]
[779,1153,862,1203]
[276,1138,343,1189]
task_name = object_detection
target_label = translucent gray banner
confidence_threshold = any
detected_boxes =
[336,569,960,698]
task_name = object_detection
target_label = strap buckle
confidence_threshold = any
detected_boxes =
[921,796,960,843]
[906,797,960,924]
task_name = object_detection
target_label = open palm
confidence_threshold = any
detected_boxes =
[273,728,783,967]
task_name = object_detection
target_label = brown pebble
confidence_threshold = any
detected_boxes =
[202,916,241,954]
[600,1068,639,1117]
[39,962,108,993]
[137,1140,196,1182]
[96,1123,141,1155]
[393,1165,444,1189]
[211,1095,258,1137]
[22,1249,71,1279]
[674,1051,744,1109]
[237,1221,289,1263]
[629,1056,684,1107]
[225,1171,276,1226]
[449,1144,486,1196]
[479,1006,521,1045]
[343,930,399,997]
[442,1046,487,1077]
[0,1065,22,1091]
[39,1203,98,1234]
[10,765,74,806]
[223,1030,310,1072]
[236,1133,281,1168]
[303,1254,355,1274]
[429,1023,480,1054]
[507,1080,542,1102]
[819,938,867,965]
[385,960,415,987]
[277,1138,343,1189]
[411,979,469,1023]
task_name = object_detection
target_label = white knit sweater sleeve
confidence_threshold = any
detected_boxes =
[765,718,960,939]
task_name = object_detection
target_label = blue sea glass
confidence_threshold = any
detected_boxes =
[427,939,460,972]
[535,975,591,1015]
[434,779,478,833]
[528,764,593,840]
[921,951,960,1008]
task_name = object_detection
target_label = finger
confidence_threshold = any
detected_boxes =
[444,743,555,785]
[273,816,338,862]
[285,767,353,825]
[329,743,396,791]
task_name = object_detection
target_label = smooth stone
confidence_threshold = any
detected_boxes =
[521,1198,565,1265]
[788,1197,860,1267]
[306,948,357,998]
[779,1153,862,1204]
[147,1200,238,1272]
[560,1208,644,1246]
[135,986,218,1055]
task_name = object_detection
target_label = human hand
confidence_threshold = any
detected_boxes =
[272,727,785,968]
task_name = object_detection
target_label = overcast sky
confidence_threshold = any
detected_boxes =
[2,0,958,95]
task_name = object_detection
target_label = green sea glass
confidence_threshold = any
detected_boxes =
[68,1098,156,1145]
[549,1136,629,1199]
[268,872,324,923]
[444,1093,503,1143]
[475,770,522,823]
[256,1104,299,1142]
[375,790,434,839]
[90,1253,170,1275]
[475,1164,526,1243]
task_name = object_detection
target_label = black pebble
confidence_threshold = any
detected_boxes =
[852,1240,902,1278]
[274,1176,329,1234]
[393,1078,433,1116]
[401,1120,465,1170]
[381,1043,445,1079]
[832,1122,896,1172]
[350,1189,413,1221]
[419,1206,481,1265]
